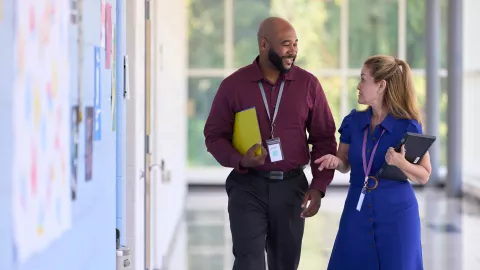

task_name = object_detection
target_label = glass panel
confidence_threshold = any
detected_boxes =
[439,77,447,167]
[188,77,223,167]
[188,0,225,68]
[188,225,226,246]
[186,210,225,224]
[314,76,342,142]
[233,0,341,69]
[233,0,270,68]
[188,254,224,270]
[270,0,342,69]
[414,76,447,167]
[406,0,449,69]
[348,0,398,68]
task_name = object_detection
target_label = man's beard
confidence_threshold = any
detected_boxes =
[268,49,295,73]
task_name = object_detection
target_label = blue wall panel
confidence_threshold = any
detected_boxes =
[0,0,122,269]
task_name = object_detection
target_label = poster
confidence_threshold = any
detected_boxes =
[70,106,79,200]
[111,23,116,131]
[12,0,72,263]
[94,46,102,140]
[105,3,112,69]
[85,107,94,181]
[100,0,105,48]
[70,0,77,24]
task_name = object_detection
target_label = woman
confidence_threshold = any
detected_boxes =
[316,55,432,270]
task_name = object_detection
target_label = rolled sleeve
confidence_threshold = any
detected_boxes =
[307,79,338,196]
[203,81,247,173]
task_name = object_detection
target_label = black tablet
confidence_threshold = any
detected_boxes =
[375,132,436,181]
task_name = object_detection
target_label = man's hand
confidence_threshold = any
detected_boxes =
[240,143,268,168]
[300,189,322,218]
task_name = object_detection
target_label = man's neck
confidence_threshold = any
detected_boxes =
[259,58,281,83]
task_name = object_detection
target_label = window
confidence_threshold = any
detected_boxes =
[188,77,223,167]
[187,0,448,169]
[188,0,225,69]
[406,0,449,69]
[348,0,398,68]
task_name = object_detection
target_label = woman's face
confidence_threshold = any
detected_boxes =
[357,65,385,107]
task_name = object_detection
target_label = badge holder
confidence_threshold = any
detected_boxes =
[266,137,284,162]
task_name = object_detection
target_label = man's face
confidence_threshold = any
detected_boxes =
[265,28,298,73]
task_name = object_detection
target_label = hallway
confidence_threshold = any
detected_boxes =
[184,186,480,270]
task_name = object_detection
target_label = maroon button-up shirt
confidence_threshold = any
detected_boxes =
[204,57,337,194]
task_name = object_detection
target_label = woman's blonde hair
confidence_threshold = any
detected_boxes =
[363,55,422,125]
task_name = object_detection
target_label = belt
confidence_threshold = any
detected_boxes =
[248,166,305,181]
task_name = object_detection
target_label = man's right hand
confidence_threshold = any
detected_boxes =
[240,143,268,168]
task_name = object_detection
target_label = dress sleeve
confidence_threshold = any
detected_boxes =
[338,109,356,144]
[406,119,423,134]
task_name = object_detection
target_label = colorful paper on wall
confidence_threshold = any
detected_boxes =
[70,106,79,201]
[12,0,72,263]
[100,0,105,48]
[105,3,112,69]
[94,47,102,140]
[111,23,116,131]
[85,107,94,181]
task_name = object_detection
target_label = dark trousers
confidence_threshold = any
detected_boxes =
[225,169,309,270]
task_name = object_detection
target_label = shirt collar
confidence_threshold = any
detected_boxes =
[358,107,396,133]
[248,56,297,82]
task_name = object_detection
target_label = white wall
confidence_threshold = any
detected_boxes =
[462,0,480,196]
[125,0,146,269]
[125,0,188,269]
[151,0,188,268]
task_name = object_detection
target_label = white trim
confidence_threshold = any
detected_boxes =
[187,68,449,78]
[186,166,351,186]
[340,0,349,117]
[224,0,234,70]
[186,166,448,187]
[398,0,407,59]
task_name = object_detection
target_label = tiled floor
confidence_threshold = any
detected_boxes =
[183,186,480,270]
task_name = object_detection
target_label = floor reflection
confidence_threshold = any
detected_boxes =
[182,186,480,270]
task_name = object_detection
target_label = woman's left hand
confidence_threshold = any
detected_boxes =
[385,145,406,167]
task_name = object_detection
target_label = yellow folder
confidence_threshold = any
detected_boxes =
[232,107,262,156]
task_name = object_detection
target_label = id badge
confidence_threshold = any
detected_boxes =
[266,137,284,162]
[356,187,367,211]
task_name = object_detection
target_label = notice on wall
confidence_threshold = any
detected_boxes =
[111,23,116,131]
[100,0,105,48]
[94,46,102,141]
[12,0,72,263]
[105,3,112,69]
[85,107,94,181]
[70,106,79,200]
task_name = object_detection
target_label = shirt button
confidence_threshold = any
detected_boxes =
[367,149,371,152]
[372,137,376,140]
[369,218,373,222]
[368,204,372,207]
[372,244,375,248]
[370,231,374,235]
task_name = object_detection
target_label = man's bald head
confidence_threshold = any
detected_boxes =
[257,17,295,44]
[256,17,298,74]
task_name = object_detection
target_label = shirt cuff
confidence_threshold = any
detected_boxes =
[309,178,327,198]
[230,153,247,174]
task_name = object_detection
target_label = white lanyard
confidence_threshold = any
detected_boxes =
[258,81,285,138]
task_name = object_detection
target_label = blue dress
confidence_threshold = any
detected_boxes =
[328,108,424,270]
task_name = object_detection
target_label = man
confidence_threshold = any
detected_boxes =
[203,17,337,270]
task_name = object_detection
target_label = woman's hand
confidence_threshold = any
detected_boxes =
[314,154,340,171]
[385,145,407,167]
